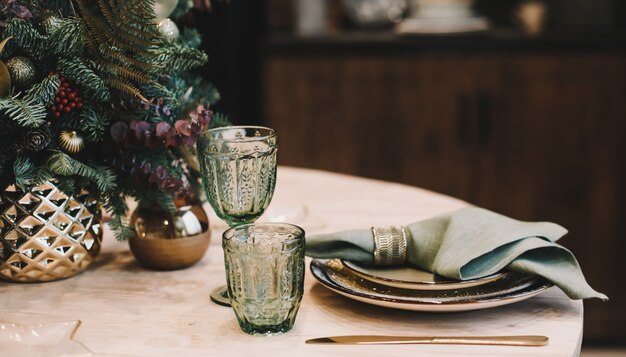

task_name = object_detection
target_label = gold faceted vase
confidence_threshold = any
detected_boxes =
[0,181,103,282]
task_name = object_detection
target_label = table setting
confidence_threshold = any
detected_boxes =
[1,125,605,357]
[0,2,606,355]
[0,164,600,357]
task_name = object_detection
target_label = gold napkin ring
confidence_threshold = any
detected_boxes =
[372,226,407,266]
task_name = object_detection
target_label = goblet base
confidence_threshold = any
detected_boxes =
[210,285,231,307]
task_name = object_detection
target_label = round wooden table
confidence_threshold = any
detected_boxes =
[0,167,583,356]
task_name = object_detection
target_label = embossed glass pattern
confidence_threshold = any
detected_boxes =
[197,126,277,227]
[223,223,305,335]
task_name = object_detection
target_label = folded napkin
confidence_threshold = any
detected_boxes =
[306,207,607,300]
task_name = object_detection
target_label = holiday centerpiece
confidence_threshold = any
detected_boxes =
[0,0,227,281]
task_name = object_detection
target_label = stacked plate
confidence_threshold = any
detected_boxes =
[310,259,552,312]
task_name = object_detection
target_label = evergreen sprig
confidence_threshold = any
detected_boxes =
[2,19,47,60]
[58,58,110,102]
[105,192,134,241]
[47,151,116,193]
[47,18,85,58]
[0,96,47,128]
[25,75,61,106]
[74,0,163,101]
[77,107,109,142]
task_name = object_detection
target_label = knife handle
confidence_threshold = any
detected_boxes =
[427,335,549,346]
[306,335,549,346]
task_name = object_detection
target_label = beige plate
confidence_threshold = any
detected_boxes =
[342,260,507,291]
[311,259,552,312]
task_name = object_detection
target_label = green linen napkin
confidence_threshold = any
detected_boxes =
[306,207,607,300]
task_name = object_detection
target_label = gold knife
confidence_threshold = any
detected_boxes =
[305,335,549,346]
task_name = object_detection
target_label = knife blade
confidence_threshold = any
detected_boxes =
[305,335,549,346]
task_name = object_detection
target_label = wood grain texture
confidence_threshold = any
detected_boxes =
[0,167,583,356]
[264,54,625,342]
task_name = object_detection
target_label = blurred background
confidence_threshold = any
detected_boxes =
[188,0,625,351]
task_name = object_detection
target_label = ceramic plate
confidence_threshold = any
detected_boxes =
[342,260,508,290]
[311,259,552,312]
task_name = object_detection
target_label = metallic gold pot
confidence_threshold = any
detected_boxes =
[129,203,211,270]
[0,181,103,282]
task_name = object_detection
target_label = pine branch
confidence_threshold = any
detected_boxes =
[0,96,47,128]
[153,45,208,74]
[58,58,110,102]
[47,151,74,176]
[47,18,85,58]
[78,107,109,142]
[104,192,135,241]
[25,75,61,106]
[13,156,36,190]
[47,151,117,193]
[3,19,47,60]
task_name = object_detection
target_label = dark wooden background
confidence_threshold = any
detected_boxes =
[195,0,626,345]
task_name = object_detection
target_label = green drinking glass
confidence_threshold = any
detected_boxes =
[223,223,305,336]
[197,126,278,306]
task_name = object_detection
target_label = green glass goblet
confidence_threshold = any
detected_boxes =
[197,126,278,306]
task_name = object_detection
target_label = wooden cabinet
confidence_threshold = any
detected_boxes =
[264,47,626,342]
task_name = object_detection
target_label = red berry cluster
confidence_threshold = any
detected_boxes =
[50,77,83,118]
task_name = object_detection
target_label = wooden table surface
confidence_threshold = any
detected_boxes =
[0,167,583,357]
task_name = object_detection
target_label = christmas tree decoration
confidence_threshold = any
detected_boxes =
[0,0,227,243]
[0,38,11,97]
[39,11,64,34]
[157,18,180,42]
[50,77,83,118]
[17,126,52,153]
[154,0,180,20]
[58,130,85,154]
[6,56,36,89]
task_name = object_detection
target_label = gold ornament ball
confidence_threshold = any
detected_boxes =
[6,57,36,89]
[58,130,85,154]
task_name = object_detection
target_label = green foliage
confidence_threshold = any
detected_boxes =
[58,58,111,102]
[2,19,47,60]
[47,150,74,175]
[25,75,61,106]
[13,156,36,189]
[179,28,203,49]
[136,189,176,213]
[13,156,52,191]
[47,151,116,193]
[75,0,163,101]
[0,0,225,240]
[47,19,86,58]
[211,112,230,129]
[60,107,109,143]
[78,107,109,142]
[105,193,135,241]
[153,44,208,74]
[0,96,47,128]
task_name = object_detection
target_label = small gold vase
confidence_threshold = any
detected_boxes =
[129,203,211,270]
[0,181,103,282]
